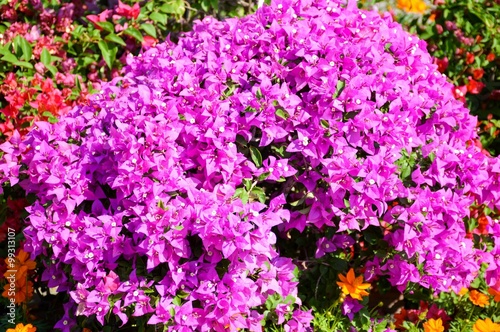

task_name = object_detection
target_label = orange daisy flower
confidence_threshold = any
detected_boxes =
[336,268,370,300]
[469,290,490,307]
[6,323,37,332]
[473,318,500,332]
[2,275,34,304]
[396,0,427,13]
[423,318,445,332]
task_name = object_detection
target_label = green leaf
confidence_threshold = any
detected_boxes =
[242,178,252,191]
[75,76,82,91]
[97,40,112,69]
[96,21,115,33]
[159,0,185,15]
[251,187,266,203]
[333,79,345,98]
[40,48,51,66]
[210,0,218,10]
[45,64,58,76]
[249,146,263,167]
[200,0,210,11]
[13,61,33,69]
[124,27,144,42]
[14,35,32,61]
[140,23,157,38]
[275,108,289,120]
[257,172,270,181]
[150,12,167,25]
[105,33,126,46]
[320,119,329,129]
[172,296,182,306]
[1,52,18,64]
[233,187,249,204]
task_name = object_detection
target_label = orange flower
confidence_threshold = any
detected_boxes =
[473,318,500,332]
[396,0,427,13]
[6,323,37,332]
[2,274,34,304]
[423,318,445,332]
[5,250,36,280]
[336,268,370,300]
[488,287,500,302]
[469,290,490,307]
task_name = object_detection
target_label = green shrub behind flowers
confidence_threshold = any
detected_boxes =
[2,0,500,331]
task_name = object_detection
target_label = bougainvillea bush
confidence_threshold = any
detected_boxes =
[1,0,500,330]
[0,0,254,141]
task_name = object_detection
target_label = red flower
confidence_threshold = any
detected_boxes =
[466,52,475,65]
[472,68,484,80]
[467,77,485,94]
[86,10,112,30]
[434,57,448,73]
[142,35,157,48]
[452,85,467,102]
[487,53,495,62]
[115,1,140,19]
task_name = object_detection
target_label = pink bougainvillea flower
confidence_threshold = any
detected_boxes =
[115,1,140,19]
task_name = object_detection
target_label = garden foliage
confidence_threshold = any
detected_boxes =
[1,0,500,331]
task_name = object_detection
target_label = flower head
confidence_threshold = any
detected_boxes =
[6,323,37,332]
[473,318,500,332]
[337,268,370,300]
[469,290,490,307]
[423,318,445,332]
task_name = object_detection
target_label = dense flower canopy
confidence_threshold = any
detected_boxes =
[1,0,500,330]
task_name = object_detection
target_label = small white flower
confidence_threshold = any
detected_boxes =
[368,179,375,185]
[189,118,195,124]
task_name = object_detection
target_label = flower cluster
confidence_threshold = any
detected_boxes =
[1,0,500,330]
[1,250,36,305]
[6,323,37,332]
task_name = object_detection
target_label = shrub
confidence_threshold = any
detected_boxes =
[1,0,500,330]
